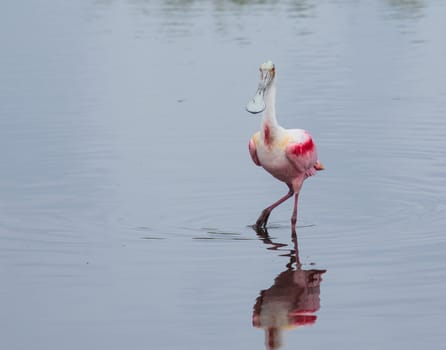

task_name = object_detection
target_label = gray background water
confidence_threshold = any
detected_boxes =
[1,1,445,349]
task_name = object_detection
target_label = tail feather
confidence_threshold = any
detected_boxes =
[314,160,324,171]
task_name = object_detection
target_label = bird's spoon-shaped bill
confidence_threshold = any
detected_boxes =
[246,87,266,114]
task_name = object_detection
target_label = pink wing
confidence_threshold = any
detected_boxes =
[285,133,320,177]
[249,138,261,166]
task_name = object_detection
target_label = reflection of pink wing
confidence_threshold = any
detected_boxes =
[249,138,261,166]
[288,314,317,327]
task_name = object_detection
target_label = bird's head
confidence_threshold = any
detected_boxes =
[246,61,276,114]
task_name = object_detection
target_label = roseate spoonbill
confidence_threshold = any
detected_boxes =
[246,61,324,229]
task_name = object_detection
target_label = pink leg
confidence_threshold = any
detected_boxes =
[256,185,294,228]
[290,225,302,268]
[291,193,299,227]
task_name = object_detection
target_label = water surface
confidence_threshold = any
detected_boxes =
[1,1,445,349]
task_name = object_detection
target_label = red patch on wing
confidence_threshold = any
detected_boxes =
[293,138,314,155]
[264,124,272,146]
[248,139,261,166]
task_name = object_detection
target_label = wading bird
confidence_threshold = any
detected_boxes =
[246,61,324,229]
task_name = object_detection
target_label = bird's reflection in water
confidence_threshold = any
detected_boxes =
[252,227,326,350]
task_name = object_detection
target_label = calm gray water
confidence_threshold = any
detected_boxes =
[1,1,445,349]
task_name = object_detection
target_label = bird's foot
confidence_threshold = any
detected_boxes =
[255,208,271,229]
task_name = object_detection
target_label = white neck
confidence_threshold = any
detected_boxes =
[261,79,279,132]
